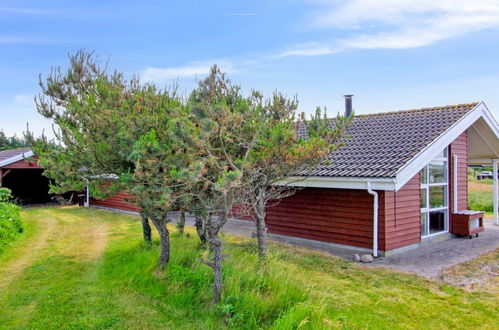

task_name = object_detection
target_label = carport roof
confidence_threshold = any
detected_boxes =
[0,148,34,168]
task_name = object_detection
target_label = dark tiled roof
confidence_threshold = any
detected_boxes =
[0,148,32,164]
[296,103,478,178]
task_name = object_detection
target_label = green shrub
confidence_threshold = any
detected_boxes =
[0,188,22,252]
[0,187,12,202]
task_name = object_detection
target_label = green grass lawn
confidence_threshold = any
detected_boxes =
[468,178,495,215]
[0,207,498,329]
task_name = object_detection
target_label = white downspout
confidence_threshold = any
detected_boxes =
[453,154,458,214]
[493,159,498,226]
[367,182,378,257]
[85,179,90,208]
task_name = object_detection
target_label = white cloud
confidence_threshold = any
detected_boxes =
[140,60,236,83]
[13,94,33,104]
[276,42,341,57]
[281,0,499,56]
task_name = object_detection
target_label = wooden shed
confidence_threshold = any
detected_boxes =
[0,148,51,204]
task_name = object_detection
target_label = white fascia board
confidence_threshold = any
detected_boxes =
[394,102,498,190]
[480,102,499,138]
[0,150,34,168]
[275,176,397,191]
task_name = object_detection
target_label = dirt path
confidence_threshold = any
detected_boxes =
[0,207,109,292]
[0,209,58,291]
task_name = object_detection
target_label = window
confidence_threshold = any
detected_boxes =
[429,186,446,208]
[429,161,447,183]
[420,148,448,237]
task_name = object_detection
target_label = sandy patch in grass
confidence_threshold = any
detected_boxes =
[440,248,499,294]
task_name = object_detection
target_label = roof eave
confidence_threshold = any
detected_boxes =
[0,150,34,168]
[276,176,397,191]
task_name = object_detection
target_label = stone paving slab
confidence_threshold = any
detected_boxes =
[371,218,499,278]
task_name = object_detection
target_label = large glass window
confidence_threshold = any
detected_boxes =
[420,148,448,237]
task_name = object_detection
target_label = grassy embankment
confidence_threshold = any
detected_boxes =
[0,207,497,329]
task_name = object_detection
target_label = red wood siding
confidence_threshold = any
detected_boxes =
[265,188,376,249]
[449,130,468,214]
[91,191,141,212]
[380,174,421,251]
[2,158,42,169]
[231,204,253,220]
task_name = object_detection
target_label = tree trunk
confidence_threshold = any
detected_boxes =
[140,212,152,245]
[195,215,207,245]
[177,211,186,235]
[202,212,226,303]
[255,213,267,257]
[150,216,170,268]
[211,235,223,304]
[254,188,268,258]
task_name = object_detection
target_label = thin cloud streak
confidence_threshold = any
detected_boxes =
[0,36,67,44]
[0,7,53,15]
[140,60,236,83]
[274,42,341,58]
[0,37,36,44]
[227,13,257,16]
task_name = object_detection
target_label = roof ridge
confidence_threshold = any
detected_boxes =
[352,102,479,118]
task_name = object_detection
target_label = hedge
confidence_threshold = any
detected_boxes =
[0,188,23,253]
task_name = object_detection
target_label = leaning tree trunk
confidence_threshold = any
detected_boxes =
[195,215,207,245]
[150,215,170,268]
[210,235,223,304]
[254,188,268,258]
[202,212,227,304]
[177,211,186,235]
[139,211,152,245]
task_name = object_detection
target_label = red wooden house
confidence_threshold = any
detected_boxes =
[90,101,499,256]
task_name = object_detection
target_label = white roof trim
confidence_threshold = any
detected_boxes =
[0,150,34,168]
[276,176,396,190]
[394,102,499,190]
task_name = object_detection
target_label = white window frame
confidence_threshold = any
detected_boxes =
[420,148,450,238]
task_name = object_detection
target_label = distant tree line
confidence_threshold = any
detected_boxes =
[0,131,29,150]
[27,50,352,303]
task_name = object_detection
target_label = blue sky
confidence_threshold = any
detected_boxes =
[2,0,499,138]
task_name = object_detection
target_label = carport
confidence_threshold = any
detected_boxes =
[0,148,51,204]
[466,115,499,225]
